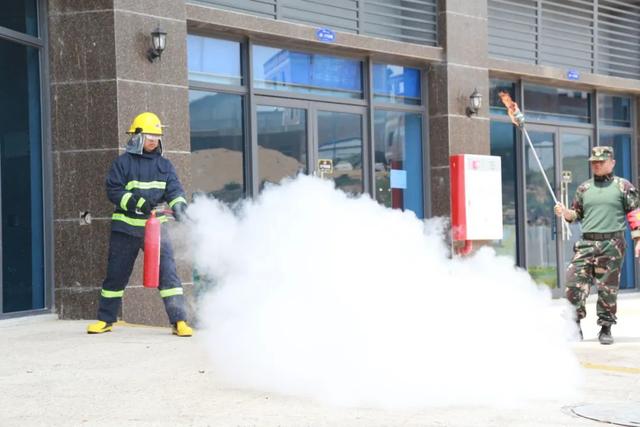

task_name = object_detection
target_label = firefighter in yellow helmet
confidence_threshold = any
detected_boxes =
[87,112,193,337]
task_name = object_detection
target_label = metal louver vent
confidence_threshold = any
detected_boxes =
[189,0,438,46]
[280,0,359,34]
[488,0,640,80]
[539,0,593,71]
[597,0,640,79]
[488,0,537,63]
[361,0,438,45]
[197,0,277,18]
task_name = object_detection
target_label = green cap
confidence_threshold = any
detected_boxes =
[588,146,614,161]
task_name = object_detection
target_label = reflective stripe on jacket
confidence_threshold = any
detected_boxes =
[107,149,187,237]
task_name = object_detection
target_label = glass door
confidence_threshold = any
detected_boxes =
[524,127,591,295]
[254,97,367,195]
[315,107,366,194]
[558,131,591,292]
[255,97,311,190]
[524,129,558,290]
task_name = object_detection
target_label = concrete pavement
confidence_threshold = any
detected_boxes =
[1,294,640,427]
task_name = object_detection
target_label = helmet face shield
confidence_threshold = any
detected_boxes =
[125,133,144,155]
[125,133,163,155]
[143,134,163,154]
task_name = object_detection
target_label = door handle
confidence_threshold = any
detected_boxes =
[560,170,572,241]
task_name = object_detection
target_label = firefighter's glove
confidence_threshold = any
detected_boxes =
[173,202,187,222]
[132,196,153,215]
[125,194,139,212]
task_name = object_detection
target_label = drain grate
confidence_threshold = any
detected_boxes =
[572,403,640,426]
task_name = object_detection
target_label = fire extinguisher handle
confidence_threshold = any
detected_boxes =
[152,208,175,218]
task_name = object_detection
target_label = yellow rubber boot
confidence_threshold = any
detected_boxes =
[87,320,113,334]
[173,320,193,337]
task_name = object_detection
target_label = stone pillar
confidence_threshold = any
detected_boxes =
[49,0,192,325]
[429,0,490,217]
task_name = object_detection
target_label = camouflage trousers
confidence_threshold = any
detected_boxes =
[565,238,625,326]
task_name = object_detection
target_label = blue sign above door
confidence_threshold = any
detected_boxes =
[316,28,336,43]
[567,69,580,80]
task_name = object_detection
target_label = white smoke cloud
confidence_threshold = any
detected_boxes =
[187,175,582,409]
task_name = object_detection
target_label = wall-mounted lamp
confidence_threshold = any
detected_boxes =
[147,26,167,62]
[466,88,482,117]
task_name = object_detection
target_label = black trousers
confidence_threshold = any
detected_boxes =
[97,230,187,324]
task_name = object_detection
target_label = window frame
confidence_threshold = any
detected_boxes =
[0,0,53,318]
[187,32,430,214]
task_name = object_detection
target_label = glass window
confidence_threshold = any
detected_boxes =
[187,35,242,85]
[490,79,516,116]
[601,133,633,177]
[257,106,307,188]
[598,95,631,128]
[601,131,635,290]
[372,64,421,105]
[0,38,44,312]
[489,121,518,261]
[523,84,591,124]
[253,45,363,99]
[189,90,244,203]
[0,0,37,36]
[374,110,423,218]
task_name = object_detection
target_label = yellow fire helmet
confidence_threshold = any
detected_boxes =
[127,112,163,135]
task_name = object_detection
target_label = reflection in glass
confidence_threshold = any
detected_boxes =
[490,79,516,116]
[523,84,591,124]
[489,121,517,260]
[0,0,37,36]
[374,110,423,218]
[525,131,557,288]
[0,38,43,312]
[257,106,307,188]
[187,35,242,85]
[253,45,363,99]
[372,64,421,105]
[189,90,244,203]
[602,131,635,289]
[598,95,631,128]
[317,111,363,194]
[560,133,590,279]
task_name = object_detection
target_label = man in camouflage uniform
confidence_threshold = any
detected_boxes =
[554,146,640,345]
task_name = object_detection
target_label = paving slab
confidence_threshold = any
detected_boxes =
[2,294,640,427]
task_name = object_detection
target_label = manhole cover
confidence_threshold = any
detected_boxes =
[572,403,640,426]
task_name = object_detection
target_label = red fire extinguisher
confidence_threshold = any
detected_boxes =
[143,211,161,288]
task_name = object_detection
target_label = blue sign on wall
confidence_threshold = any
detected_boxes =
[316,28,336,43]
[567,69,580,80]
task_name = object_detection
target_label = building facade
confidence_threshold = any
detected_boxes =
[0,0,638,322]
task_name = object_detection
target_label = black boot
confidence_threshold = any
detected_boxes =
[576,320,583,341]
[598,325,614,345]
